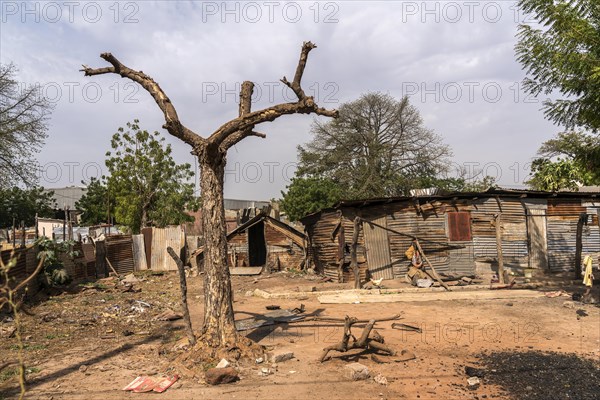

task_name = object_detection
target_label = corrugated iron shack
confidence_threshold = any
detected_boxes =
[193,213,306,272]
[300,189,600,283]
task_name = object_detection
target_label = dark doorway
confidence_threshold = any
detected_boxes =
[248,221,267,266]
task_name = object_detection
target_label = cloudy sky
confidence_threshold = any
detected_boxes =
[1,1,558,200]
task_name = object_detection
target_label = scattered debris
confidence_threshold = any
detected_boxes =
[394,349,416,362]
[122,375,179,393]
[371,354,390,364]
[235,306,305,331]
[373,373,388,385]
[259,368,272,376]
[131,300,152,314]
[344,362,370,380]
[270,351,294,363]
[391,323,422,333]
[467,376,480,389]
[563,301,576,309]
[576,309,588,319]
[1,325,16,338]
[255,357,264,364]
[465,366,485,378]
[204,367,239,385]
[416,278,433,288]
[265,305,280,310]
[215,358,230,369]
[545,290,570,298]
[153,309,183,321]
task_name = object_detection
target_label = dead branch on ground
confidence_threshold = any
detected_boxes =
[319,315,396,362]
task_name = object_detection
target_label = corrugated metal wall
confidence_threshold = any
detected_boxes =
[150,226,184,271]
[305,195,600,281]
[472,198,528,268]
[105,235,135,275]
[362,216,394,280]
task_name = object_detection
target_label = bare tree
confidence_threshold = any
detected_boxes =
[0,64,53,189]
[81,42,338,346]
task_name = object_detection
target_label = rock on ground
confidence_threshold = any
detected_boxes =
[270,351,294,363]
[344,362,370,380]
[204,367,239,385]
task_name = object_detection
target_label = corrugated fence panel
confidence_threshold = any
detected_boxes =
[105,235,134,275]
[150,226,184,271]
[132,234,148,271]
[582,223,600,271]
[547,219,576,272]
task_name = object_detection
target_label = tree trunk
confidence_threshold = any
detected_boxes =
[198,145,237,346]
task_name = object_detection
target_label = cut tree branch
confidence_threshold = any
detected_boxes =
[319,315,396,362]
[80,53,203,148]
[210,41,338,148]
[167,246,196,346]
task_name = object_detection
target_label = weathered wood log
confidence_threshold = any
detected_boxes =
[351,216,361,289]
[167,246,196,346]
[319,315,396,362]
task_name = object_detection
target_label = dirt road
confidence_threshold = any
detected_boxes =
[1,272,598,399]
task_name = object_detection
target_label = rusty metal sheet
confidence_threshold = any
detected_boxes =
[105,235,134,275]
[362,216,394,280]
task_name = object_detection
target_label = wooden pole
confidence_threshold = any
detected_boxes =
[494,213,505,284]
[20,221,25,247]
[574,212,586,279]
[351,216,361,289]
[414,239,451,291]
[62,206,67,242]
[167,246,196,346]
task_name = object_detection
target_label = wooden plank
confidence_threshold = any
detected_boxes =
[229,266,263,275]
[318,289,543,304]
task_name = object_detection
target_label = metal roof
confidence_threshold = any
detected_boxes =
[300,187,600,223]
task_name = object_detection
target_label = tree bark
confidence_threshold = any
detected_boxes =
[198,145,237,346]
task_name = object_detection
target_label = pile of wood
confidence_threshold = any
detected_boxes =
[319,315,396,363]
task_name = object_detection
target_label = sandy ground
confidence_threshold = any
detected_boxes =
[1,271,599,400]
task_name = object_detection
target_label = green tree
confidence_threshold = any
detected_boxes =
[75,177,113,225]
[105,120,199,233]
[527,131,600,190]
[280,176,342,221]
[515,0,600,131]
[0,63,53,189]
[298,92,452,199]
[0,186,56,229]
[527,158,584,191]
